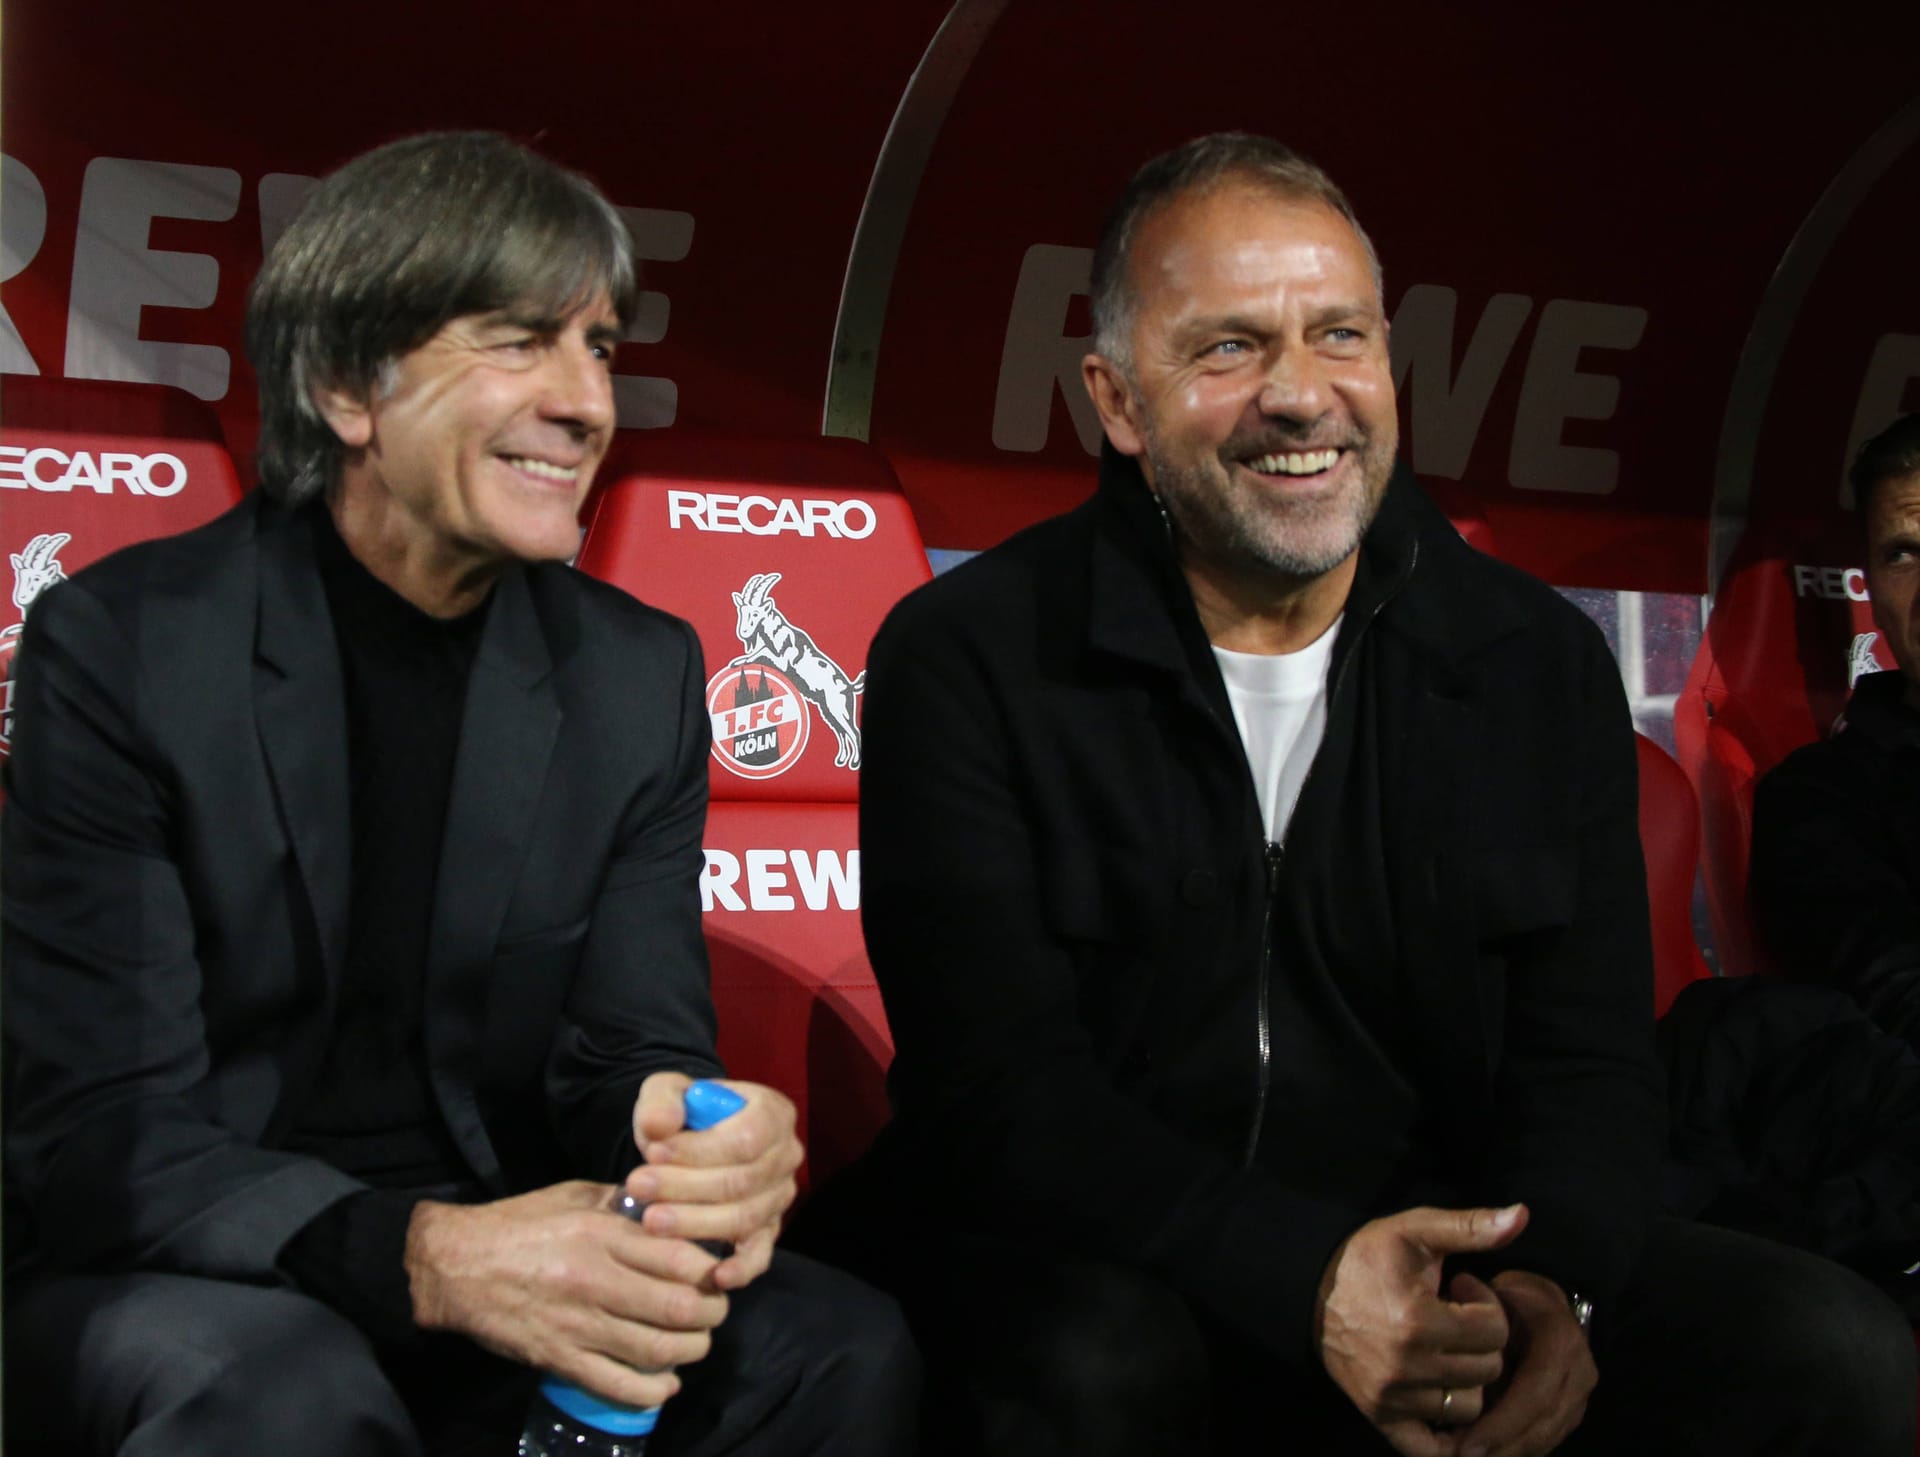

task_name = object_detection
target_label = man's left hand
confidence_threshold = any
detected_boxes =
[1454,1270,1595,1457]
[623,1073,803,1293]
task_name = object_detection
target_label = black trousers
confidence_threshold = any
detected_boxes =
[3,1248,920,1457]
[796,1211,1915,1457]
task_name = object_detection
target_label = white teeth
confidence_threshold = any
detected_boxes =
[1249,449,1339,476]
[504,456,579,482]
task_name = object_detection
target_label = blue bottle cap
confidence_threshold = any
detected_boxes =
[683,1080,747,1130]
[538,1374,661,1436]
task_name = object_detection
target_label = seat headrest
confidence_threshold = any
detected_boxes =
[577,432,933,802]
[1698,516,1890,767]
[1,377,247,763]
[1,376,245,581]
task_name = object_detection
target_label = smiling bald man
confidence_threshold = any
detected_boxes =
[797,132,1913,1457]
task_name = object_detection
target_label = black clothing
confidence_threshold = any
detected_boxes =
[4,493,722,1284]
[275,512,491,1347]
[816,447,1662,1365]
[290,507,487,1189]
[872,1221,1913,1457]
[3,494,918,1453]
[1660,973,1920,1308]
[1752,668,1920,1045]
[5,1251,921,1457]
[1256,606,1424,1212]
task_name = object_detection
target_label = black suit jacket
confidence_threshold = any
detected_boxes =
[1752,669,1920,1043]
[848,452,1662,1360]
[3,496,722,1281]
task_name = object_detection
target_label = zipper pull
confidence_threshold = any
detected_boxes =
[1265,840,1284,895]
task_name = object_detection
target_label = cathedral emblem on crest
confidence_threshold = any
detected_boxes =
[704,572,865,780]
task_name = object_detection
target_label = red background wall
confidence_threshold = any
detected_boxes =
[5,1,1918,593]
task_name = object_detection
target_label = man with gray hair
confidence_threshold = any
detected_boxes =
[801,132,1913,1455]
[3,131,916,1456]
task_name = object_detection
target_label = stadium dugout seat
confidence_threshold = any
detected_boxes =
[1673,517,1886,977]
[1422,495,1707,1008]
[1421,476,1498,556]
[1636,732,1712,1016]
[576,431,933,1187]
[0,376,247,775]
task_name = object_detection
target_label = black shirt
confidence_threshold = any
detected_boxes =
[276,506,492,1345]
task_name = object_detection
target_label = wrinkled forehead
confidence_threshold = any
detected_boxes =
[1869,471,1920,537]
[1129,185,1377,313]
[476,286,623,333]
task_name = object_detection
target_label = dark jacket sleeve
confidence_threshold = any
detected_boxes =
[1752,738,1920,1047]
[1464,618,1664,1311]
[276,1189,428,1350]
[859,600,1366,1365]
[2,577,362,1279]
[544,614,724,1183]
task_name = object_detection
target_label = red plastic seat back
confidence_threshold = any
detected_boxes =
[1674,518,1889,974]
[576,432,931,1185]
[1424,478,1499,557]
[578,432,931,803]
[1,377,245,761]
[1696,704,1774,980]
[701,801,891,1186]
[1636,733,1712,1015]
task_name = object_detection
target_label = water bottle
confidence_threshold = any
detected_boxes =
[518,1079,749,1457]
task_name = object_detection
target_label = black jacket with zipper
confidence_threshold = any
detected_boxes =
[850,446,1662,1363]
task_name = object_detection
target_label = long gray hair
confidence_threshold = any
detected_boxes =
[244,131,639,503]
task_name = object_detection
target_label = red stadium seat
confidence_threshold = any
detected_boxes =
[700,802,891,1186]
[1636,732,1711,1016]
[1673,517,1887,976]
[1423,477,1498,556]
[577,431,933,1186]
[0,376,246,769]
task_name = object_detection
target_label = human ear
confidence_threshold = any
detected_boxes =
[1082,353,1146,457]
[313,384,374,449]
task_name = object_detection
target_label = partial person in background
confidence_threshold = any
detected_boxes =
[2,131,915,1457]
[798,132,1913,1457]
[1753,413,1920,1047]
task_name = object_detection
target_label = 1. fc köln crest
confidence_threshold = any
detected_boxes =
[2,532,72,757]
[705,572,865,780]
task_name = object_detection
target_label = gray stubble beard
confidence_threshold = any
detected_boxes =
[1143,428,1384,584]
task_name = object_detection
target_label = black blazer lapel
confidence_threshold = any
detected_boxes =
[252,509,351,1006]
[426,567,562,1189]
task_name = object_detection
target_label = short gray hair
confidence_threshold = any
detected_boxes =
[1088,132,1382,376]
[245,131,639,504]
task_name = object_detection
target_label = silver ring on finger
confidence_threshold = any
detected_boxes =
[1440,1388,1455,1420]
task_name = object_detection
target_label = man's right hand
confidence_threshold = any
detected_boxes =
[405,1182,730,1408]
[1315,1204,1529,1457]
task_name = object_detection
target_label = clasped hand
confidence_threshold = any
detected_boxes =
[622,1071,803,1292]
[405,1074,802,1407]
[1316,1203,1595,1457]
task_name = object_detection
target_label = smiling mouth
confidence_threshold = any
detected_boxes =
[1242,448,1343,479]
[500,455,583,484]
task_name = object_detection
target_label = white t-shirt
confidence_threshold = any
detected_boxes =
[1212,616,1340,844]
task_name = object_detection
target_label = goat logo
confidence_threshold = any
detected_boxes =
[3,531,73,756]
[1849,631,1892,689]
[11,532,69,616]
[705,572,865,780]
